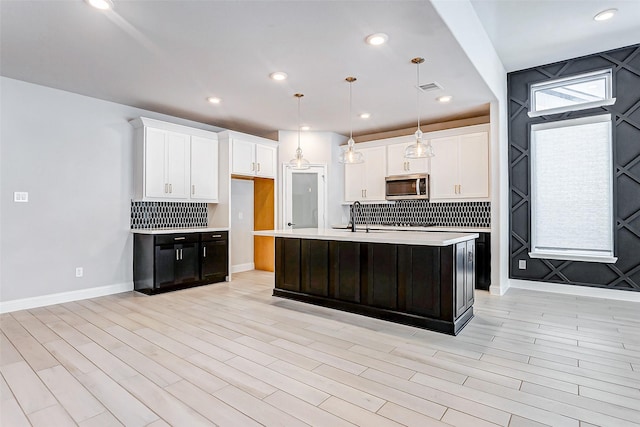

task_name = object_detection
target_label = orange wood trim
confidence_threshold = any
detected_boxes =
[254,178,274,231]
[254,178,275,271]
[254,236,275,272]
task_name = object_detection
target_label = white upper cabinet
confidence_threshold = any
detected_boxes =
[190,136,219,202]
[387,141,429,176]
[231,139,255,176]
[166,132,190,199]
[429,127,489,200]
[344,146,386,202]
[228,134,277,178]
[131,117,219,203]
[255,144,276,178]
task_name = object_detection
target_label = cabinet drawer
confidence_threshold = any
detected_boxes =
[155,233,200,245]
[201,231,228,242]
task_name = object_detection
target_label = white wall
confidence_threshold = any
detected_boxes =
[277,130,348,227]
[230,179,254,272]
[0,77,223,311]
[430,0,510,295]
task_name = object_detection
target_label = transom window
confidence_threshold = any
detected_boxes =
[529,69,615,117]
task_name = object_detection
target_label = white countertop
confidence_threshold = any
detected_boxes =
[254,228,478,246]
[131,227,229,235]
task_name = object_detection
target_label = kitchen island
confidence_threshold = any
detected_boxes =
[254,228,479,335]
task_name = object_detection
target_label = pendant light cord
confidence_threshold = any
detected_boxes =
[297,94,302,150]
[349,80,353,142]
[416,60,420,132]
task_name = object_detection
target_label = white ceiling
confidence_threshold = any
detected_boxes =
[1,1,638,138]
[471,0,640,72]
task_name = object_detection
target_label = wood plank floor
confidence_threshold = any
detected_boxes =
[2,270,640,426]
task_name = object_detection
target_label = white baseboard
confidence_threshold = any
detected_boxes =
[231,262,255,273]
[509,279,640,302]
[0,282,134,314]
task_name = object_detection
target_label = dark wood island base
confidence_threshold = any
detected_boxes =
[273,237,476,335]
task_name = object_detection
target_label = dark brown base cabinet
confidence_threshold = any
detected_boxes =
[274,237,475,335]
[475,232,491,290]
[134,232,228,295]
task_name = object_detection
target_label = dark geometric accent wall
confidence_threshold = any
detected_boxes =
[508,44,640,292]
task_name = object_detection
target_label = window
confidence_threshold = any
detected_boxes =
[530,114,616,263]
[529,69,615,117]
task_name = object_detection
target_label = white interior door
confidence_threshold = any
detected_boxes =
[283,165,327,229]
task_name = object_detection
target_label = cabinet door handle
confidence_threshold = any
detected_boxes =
[164,183,168,193]
[180,248,183,260]
[257,163,261,172]
[468,250,473,264]
[192,184,195,195]
[176,249,179,261]
[211,234,222,238]
[174,237,186,240]
[251,162,255,171]
[407,162,410,171]
[169,183,172,193]
[203,246,206,257]
[459,184,462,194]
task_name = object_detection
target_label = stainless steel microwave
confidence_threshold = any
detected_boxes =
[385,174,429,200]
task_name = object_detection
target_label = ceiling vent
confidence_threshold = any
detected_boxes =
[418,82,443,92]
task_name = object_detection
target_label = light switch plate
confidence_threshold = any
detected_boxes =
[14,192,28,202]
[518,260,527,270]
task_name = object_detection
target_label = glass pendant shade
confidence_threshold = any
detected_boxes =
[405,57,434,159]
[404,129,434,159]
[338,77,364,164]
[289,147,310,169]
[338,138,364,164]
[290,93,310,170]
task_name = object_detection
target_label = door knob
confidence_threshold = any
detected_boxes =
[287,222,295,226]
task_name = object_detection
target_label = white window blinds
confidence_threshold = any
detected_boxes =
[530,113,616,263]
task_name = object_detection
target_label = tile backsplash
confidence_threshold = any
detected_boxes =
[351,200,490,228]
[131,201,208,229]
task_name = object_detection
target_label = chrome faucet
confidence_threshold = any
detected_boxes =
[350,201,369,232]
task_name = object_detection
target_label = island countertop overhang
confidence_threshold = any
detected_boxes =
[254,228,479,246]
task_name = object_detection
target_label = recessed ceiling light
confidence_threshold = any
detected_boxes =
[270,72,288,81]
[300,125,310,131]
[207,97,221,104]
[437,95,453,103]
[359,113,371,119]
[365,33,389,46]
[85,0,114,10]
[594,8,617,21]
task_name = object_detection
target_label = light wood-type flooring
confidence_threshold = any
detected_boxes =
[2,270,640,426]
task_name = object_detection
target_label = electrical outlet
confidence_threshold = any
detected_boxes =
[14,192,28,202]
[75,267,83,277]
[518,260,527,270]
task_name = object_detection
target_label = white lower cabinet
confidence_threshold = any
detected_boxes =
[429,130,489,200]
[132,117,219,203]
[344,146,386,202]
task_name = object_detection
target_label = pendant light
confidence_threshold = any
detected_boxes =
[289,93,310,170]
[405,57,435,159]
[338,77,364,164]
